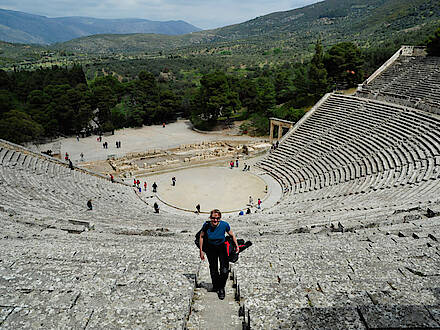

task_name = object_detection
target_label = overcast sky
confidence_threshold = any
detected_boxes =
[2,0,322,29]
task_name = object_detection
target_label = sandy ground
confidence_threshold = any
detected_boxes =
[142,166,267,213]
[33,121,273,213]
[36,120,264,163]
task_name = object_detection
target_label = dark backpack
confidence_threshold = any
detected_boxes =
[194,222,210,252]
[225,236,253,263]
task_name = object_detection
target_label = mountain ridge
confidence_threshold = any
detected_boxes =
[0,8,201,44]
[0,0,439,66]
[52,0,439,56]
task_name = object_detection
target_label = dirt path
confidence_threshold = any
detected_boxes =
[34,120,265,164]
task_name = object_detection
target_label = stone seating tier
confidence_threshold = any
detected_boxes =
[233,208,440,329]
[0,142,203,328]
[0,212,198,329]
[357,55,440,113]
[258,94,440,217]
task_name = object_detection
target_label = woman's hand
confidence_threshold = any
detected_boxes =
[200,250,205,260]
[235,245,240,253]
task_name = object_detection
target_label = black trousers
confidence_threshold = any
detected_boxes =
[206,243,229,290]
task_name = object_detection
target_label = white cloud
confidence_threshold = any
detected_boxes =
[1,0,322,29]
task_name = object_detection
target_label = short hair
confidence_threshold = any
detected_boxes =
[210,209,222,218]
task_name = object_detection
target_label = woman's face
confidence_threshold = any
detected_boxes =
[210,212,221,227]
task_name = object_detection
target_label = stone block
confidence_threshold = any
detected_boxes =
[358,305,439,328]
[1,307,91,329]
[297,307,365,329]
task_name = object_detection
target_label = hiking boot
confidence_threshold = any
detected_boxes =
[217,288,225,300]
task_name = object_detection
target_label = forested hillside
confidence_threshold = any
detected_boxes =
[55,0,440,55]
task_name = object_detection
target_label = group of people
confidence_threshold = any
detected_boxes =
[248,196,262,209]
[228,159,253,172]
[64,153,75,170]
[131,178,158,193]
[270,140,280,152]
[229,159,239,169]
[95,136,122,149]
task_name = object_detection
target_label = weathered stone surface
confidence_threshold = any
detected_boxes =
[300,307,365,329]
[358,305,440,328]
[1,307,91,329]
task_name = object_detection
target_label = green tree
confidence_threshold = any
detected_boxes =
[0,110,43,143]
[291,65,313,108]
[309,39,329,102]
[74,83,94,133]
[0,90,15,117]
[111,102,127,129]
[324,42,364,89]
[426,27,440,56]
[125,71,160,125]
[157,89,179,122]
[195,72,240,122]
[274,71,294,104]
[26,89,56,135]
[90,75,124,98]
[90,85,118,127]
[126,106,145,127]
[0,70,11,91]
[255,77,276,115]
[237,79,258,113]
